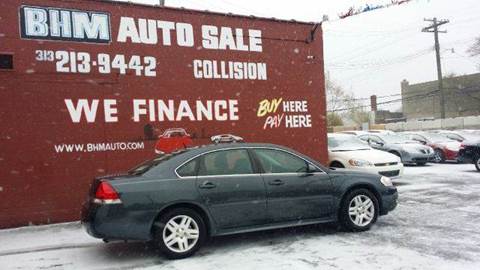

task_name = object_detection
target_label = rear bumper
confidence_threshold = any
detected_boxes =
[380,188,398,215]
[81,201,156,241]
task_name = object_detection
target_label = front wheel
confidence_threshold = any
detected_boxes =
[153,208,206,259]
[339,189,379,232]
[475,156,480,172]
[433,149,445,163]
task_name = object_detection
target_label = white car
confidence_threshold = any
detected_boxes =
[328,133,404,178]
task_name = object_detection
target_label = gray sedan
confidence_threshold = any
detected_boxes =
[82,143,397,259]
[358,133,434,165]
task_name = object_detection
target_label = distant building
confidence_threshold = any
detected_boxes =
[370,95,404,124]
[401,73,480,120]
[374,110,404,124]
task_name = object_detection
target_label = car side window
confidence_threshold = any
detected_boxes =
[198,149,254,176]
[177,158,198,177]
[254,149,309,174]
[370,136,382,143]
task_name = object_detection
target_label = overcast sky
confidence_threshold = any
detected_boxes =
[114,0,480,111]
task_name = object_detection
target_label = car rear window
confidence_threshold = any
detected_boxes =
[128,149,190,175]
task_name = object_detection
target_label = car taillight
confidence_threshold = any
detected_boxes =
[93,181,122,204]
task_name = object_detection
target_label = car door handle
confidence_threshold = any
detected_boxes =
[268,179,285,186]
[199,181,217,189]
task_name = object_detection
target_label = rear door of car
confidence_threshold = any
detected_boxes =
[251,148,334,223]
[194,148,267,229]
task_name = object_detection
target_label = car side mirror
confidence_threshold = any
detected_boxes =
[302,163,321,176]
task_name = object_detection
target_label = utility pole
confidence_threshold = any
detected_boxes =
[422,17,449,119]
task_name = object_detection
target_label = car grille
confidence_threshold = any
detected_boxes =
[374,162,398,167]
[419,149,430,154]
[379,170,400,177]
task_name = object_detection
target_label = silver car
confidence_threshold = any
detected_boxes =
[358,133,434,165]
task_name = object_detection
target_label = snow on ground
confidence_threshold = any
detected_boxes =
[1,163,480,270]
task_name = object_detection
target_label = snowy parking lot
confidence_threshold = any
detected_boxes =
[1,163,480,270]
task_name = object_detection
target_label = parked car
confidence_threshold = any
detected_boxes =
[339,130,369,136]
[82,142,398,259]
[434,130,480,143]
[358,133,434,165]
[402,132,461,163]
[367,130,396,135]
[457,141,480,171]
[328,133,403,178]
[155,128,193,154]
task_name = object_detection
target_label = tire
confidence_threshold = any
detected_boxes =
[475,156,480,172]
[153,208,206,259]
[433,149,445,163]
[330,161,345,168]
[339,189,379,232]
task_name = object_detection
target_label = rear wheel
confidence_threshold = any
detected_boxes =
[433,149,445,163]
[330,161,345,168]
[339,189,379,232]
[153,208,206,259]
[475,156,480,172]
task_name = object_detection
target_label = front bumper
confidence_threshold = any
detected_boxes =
[457,148,474,163]
[401,151,434,164]
[362,164,404,178]
[345,163,404,178]
[380,187,398,215]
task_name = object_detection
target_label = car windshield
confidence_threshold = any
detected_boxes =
[128,149,189,175]
[378,134,411,144]
[328,136,371,151]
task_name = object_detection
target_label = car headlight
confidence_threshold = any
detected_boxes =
[380,176,393,187]
[348,159,373,167]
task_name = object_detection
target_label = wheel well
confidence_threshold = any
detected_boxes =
[330,161,345,168]
[338,184,382,216]
[151,203,212,237]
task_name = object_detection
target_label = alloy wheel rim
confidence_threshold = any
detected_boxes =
[434,151,442,162]
[162,215,200,253]
[348,195,375,227]
[477,157,480,167]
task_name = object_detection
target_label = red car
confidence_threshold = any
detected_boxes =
[155,128,193,154]
[402,132,461,163]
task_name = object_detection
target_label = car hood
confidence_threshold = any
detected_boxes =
[330,149,400,164]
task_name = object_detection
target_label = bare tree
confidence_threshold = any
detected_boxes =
[325,72,370,127]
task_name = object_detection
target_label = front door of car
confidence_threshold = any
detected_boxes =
[252,148,334,223]
[195,149,267,229]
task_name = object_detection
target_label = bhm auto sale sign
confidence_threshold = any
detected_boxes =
[0,0,326,227]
